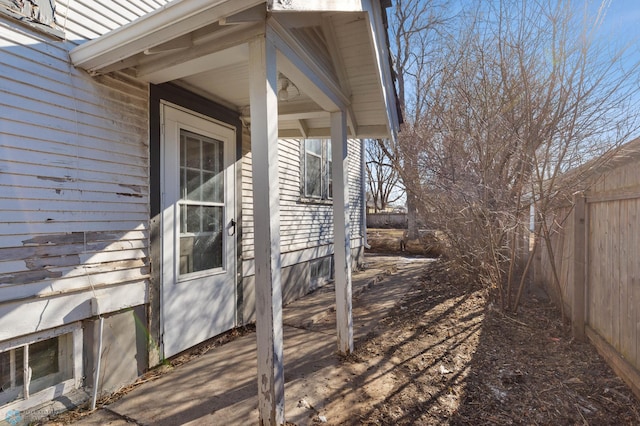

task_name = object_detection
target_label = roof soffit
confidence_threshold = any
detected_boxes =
[70,0,266,72]
[68,0,398,139]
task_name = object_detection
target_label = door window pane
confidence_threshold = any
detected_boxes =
[202,172,223,203]
[179,209,223,275]
[185,135,201,168]
[179,129,225,275]
[186,169,200,201]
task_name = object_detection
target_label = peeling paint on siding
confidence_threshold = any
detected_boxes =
[25,255,80,270]
[116,192,144,198]
[22,233,85,246]
[118,184,143,193]
[1,270,63,285]
[0,0,55,26]
[37,175,76,183]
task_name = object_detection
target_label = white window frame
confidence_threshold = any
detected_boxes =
[302,139,332,201]
[309,256,333,290]
[0,324,82,419]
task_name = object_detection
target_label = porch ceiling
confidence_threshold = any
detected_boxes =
[69,0,399,140]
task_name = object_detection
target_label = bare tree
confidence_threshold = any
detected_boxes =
[384,0,454,238]
[365,139,404,212]
[388,0,640,310]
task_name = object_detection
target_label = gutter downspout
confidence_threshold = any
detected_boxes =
[361,139,371,249]
[90,297,104,411]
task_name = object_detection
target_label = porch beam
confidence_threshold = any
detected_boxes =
[269,0,364,12]
[136,23,264,83]
[267,19,349,112]
[296,119,309,138]
[248,35,286,425]
[330,110,354,354]
[278,104,327,119]
[277,125,388,139]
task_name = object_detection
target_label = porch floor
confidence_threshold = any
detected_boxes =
[72,254,431,425]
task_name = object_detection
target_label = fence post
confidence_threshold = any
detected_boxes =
[572,192,586,341]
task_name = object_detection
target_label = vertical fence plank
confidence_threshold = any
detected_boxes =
[573,192,586,341]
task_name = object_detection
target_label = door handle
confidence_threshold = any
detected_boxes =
[228,218,236,236]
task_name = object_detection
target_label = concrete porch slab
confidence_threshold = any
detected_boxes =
[71,255,431,425]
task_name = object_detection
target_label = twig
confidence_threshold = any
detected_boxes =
[494,310,530,328]
[575,403,589,425]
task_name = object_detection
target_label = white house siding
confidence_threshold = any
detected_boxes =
[347,137,364,249]
[57,0,170,44]
[241,136,365,277]
[0,1,168,340]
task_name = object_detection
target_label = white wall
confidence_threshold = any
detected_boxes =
[0,0,168,339]
[241,136,364,276]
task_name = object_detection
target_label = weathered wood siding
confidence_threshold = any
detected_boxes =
[536,141,640,398]
[0,0,168,340]
[241,135,364,274]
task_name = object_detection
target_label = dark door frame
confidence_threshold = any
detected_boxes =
[148,83,243,364]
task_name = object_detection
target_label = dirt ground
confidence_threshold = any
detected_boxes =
[327,259,640,425]
[43,230,640,425]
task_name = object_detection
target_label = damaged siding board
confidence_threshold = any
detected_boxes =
[0,2,151,326]
[0,0,56,26]
[0,281,146,341]
[0,261,148,299]
[0,0,63,38]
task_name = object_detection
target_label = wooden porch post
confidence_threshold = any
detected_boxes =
[572,192,586,341]
[248,35,286,425]
[330,110,354,354]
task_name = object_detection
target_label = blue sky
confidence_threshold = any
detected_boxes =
[599,0,640,38]
[596,0,640,140]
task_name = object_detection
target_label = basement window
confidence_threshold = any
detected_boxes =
[310,256,333,289]
[0,0,64,39]
[0,325,81,413]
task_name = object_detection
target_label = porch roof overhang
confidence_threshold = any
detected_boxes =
[70,0,400,141]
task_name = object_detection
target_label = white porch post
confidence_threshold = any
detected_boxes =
[330,110,354,354]
[248,35,286,425]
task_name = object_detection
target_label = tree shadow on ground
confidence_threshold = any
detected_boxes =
[337,260,640,425]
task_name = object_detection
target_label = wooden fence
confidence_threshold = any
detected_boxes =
[366,212,408,229]
[535,140,640,399]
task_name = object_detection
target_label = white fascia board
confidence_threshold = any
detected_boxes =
[269,0,364,12]
[362,0,400,141]
[70,0,265,73]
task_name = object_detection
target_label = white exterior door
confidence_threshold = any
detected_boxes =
[161,103,237,358]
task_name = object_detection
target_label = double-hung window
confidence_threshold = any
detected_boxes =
[302,139,332,200]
